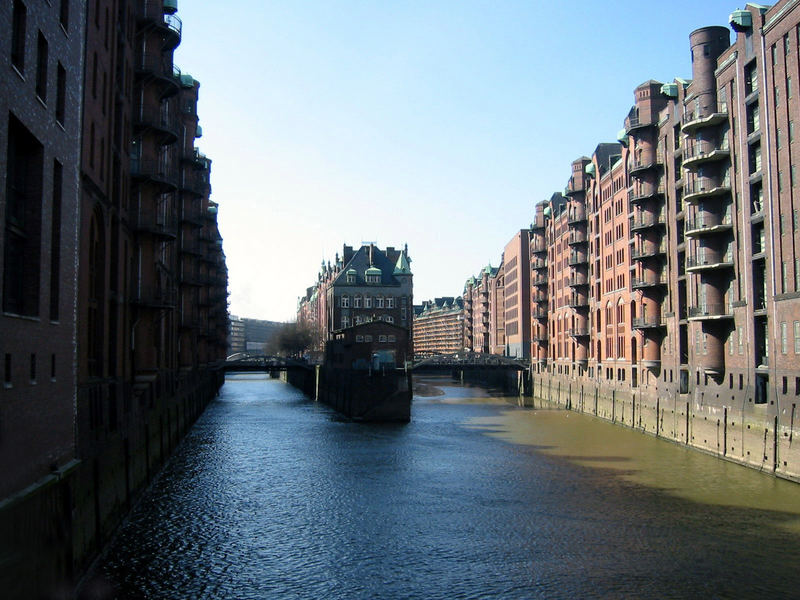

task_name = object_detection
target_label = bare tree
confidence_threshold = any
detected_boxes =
[264,321,314,357]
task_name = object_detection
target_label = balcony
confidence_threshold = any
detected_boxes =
[532,275,548,287]
[628,184,665,205]
[567,210,587,224]
[686,253,734,272]
[179,272,203,287]
[531,241,548,254]
[134,52,181,96]
[568,253,588,266]
[568,327,589,337]
[631,276,667,290]
[682,140,730,169]
[131,285,177,309]
[631,243,666,260]
[180,315,202,330]
[630,153,663,175]
[531,258,547,270]
[630,214,666,232]
[532,307,549,319]
[684,215,733,237]
[683,180,731,204]
[567,275,588,287]
[632,317,665,330]
[183,148,208,169]
[134,106,180,145]
[568,231,587,245]
[532,335,549,343]
[180,205,205,228]
[179,239,204,256]
[568,297,589,309]
[133,209,178,239]
[626,114,656,133]
[130,158,179,190]
[138,1,182,50]
[681,105,728,133]
[687,303,734,320]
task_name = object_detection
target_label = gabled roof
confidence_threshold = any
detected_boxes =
[333,245,406,287]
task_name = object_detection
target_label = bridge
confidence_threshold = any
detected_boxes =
[225,351,530,374]
[224,352,313,372]
[411,352,529,371]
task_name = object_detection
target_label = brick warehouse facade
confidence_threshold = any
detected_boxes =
[413,297,464,356]
[529,2,800,481]
[452,1,800,481]
[0,2,228,596]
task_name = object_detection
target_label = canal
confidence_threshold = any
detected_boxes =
[82,374,800,599]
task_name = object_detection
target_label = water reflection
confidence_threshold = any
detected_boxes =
[83,374,800,599]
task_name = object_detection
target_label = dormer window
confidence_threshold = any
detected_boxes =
[346,268,357,284]
[365,266,381,283]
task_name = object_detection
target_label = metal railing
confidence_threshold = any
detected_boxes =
[685,214,732,232]
[630,214,666,230]
[687,303,733,318]
[632,317,663,328]
[686,253,733,268]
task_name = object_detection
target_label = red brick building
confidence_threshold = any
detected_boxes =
[503,230,531,358]
[1,2,228,593]
[298,243,413,360]
[530,1,800,479]
[0,0,85,503]
[413,297,464,356]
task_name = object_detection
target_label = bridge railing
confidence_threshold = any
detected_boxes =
[412,352,529,370]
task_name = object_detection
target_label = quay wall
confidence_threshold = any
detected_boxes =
[521,372,800,483]
[0,368,224,599]
[282,366,412,422]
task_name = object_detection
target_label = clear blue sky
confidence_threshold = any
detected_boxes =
[175,1,738,321]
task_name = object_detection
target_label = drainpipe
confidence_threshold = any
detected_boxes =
[760,20,781,456]
[734,50,753,411]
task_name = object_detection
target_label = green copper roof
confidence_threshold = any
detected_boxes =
[180,73,194,88]
[543,206,551,217]
[585,163,596,176]
[617,129,628,145]
[393,252,412,275]
[661,83,678,97]
[365,266,381,275]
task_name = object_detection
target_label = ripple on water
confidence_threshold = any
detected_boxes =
[88,376,800,599]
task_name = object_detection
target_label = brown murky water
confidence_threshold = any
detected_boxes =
[85,374,800,599]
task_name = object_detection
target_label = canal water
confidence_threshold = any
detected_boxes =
[83,374,800,599]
